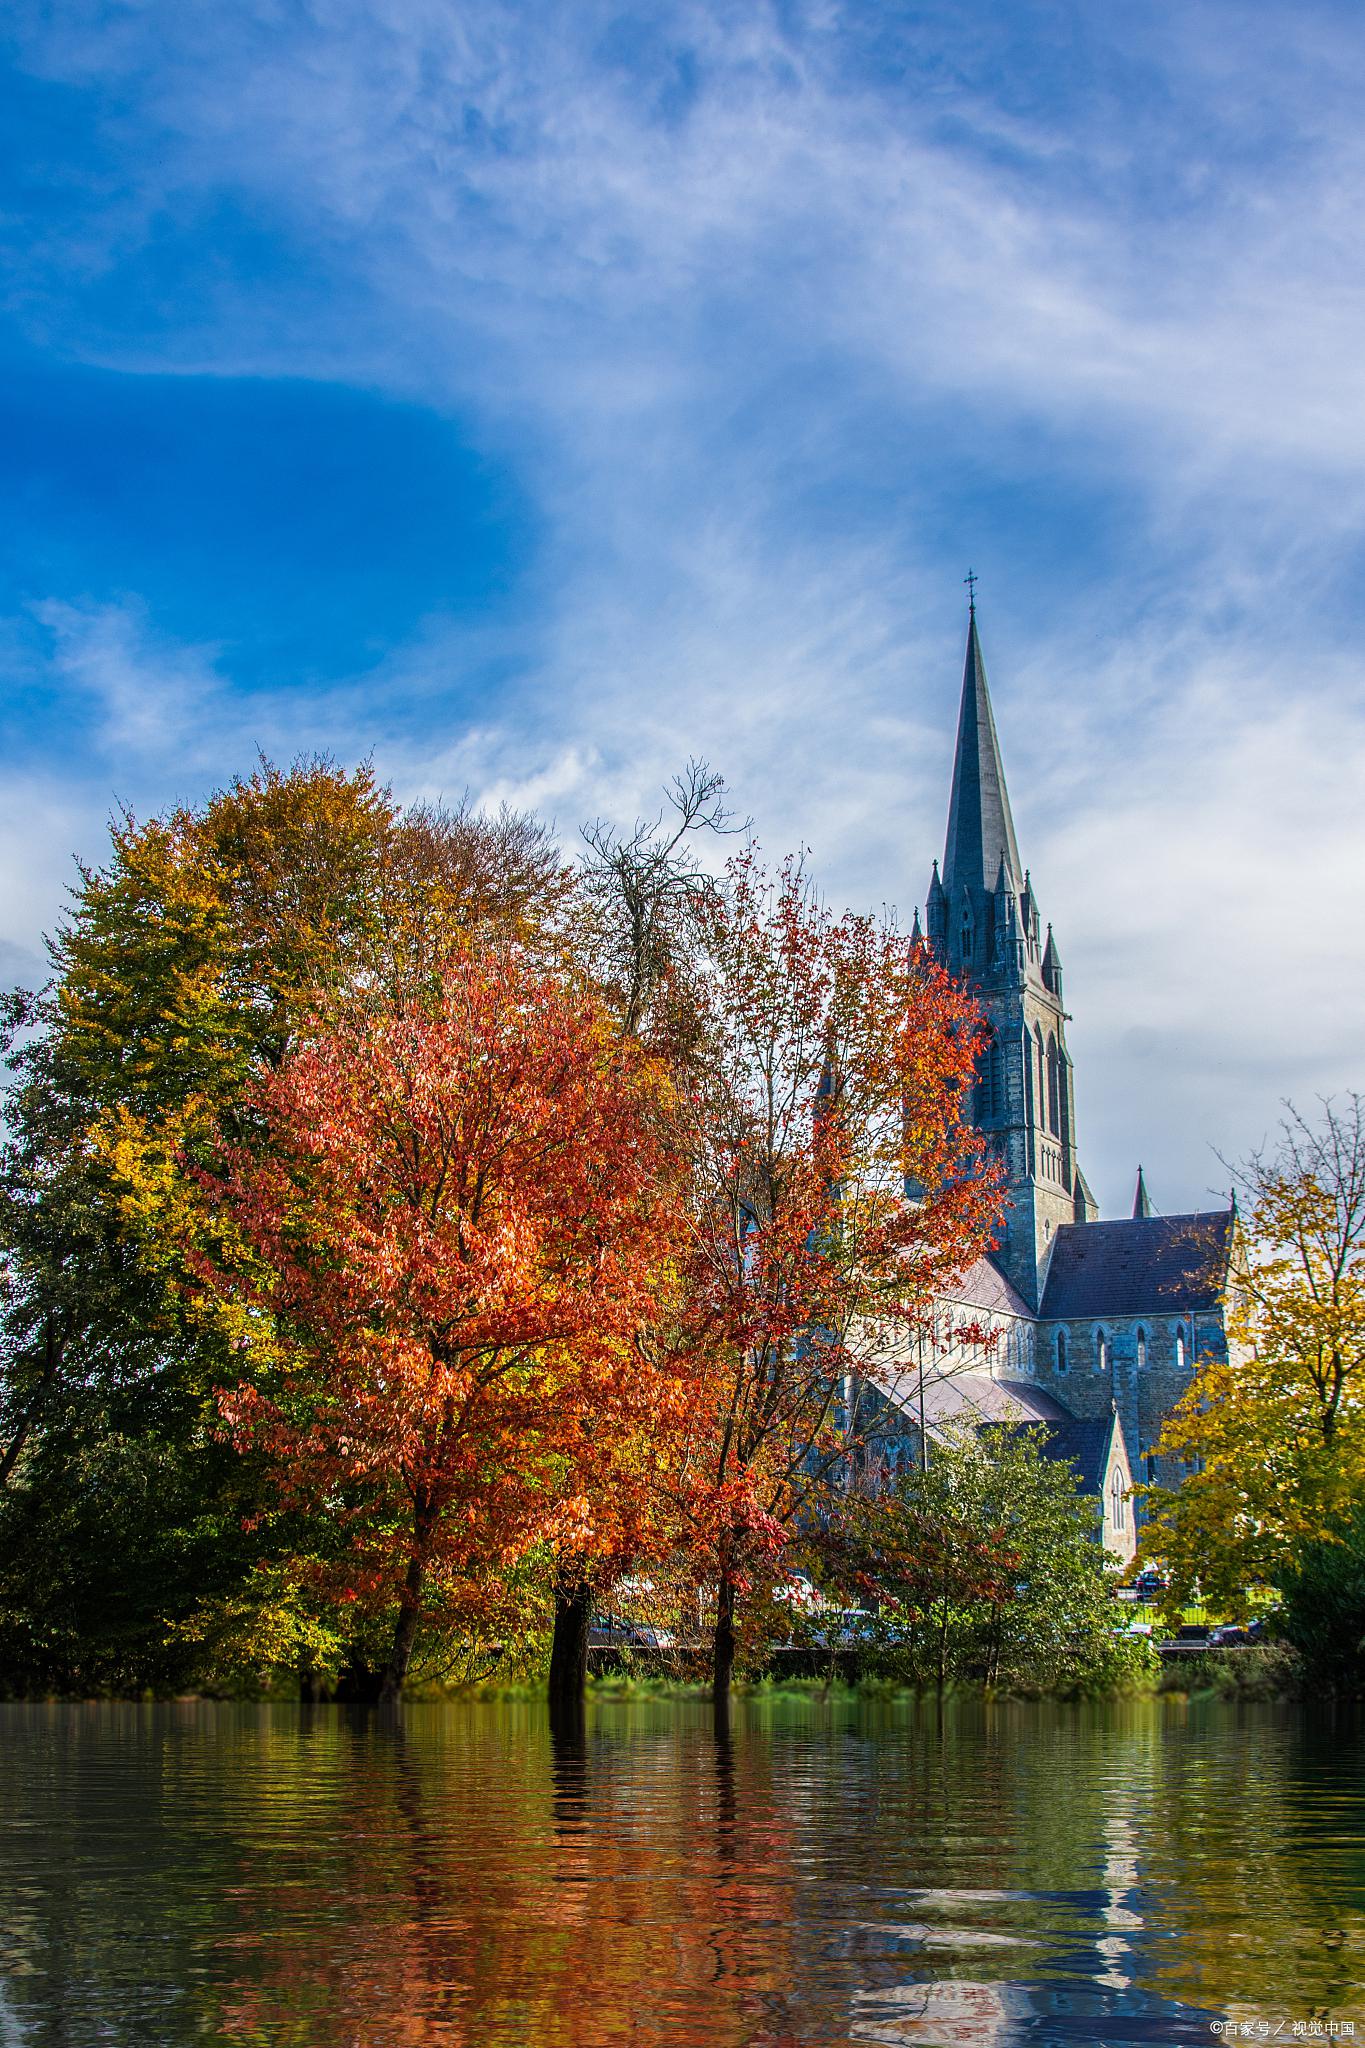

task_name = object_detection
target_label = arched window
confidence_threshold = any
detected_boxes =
[1174,1323,1187,1372]
[977,1030,1003,1122]
[1025,1327,1035,1375]
[960,910,973,961]
[1136,1327,1147,1372]
[1056,1329,1068,1373]
[1046,1034,1060,1136]
[1034,1026,1046,1125]
[1095,1328,1108,1374]
[1111,1469,1126,1532]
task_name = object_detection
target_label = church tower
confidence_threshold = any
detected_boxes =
[922,600,1097,1307]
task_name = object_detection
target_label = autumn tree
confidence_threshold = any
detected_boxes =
[198,947,686,1702]
[1142,1096,1365,1615]
[537,763,738,1702]
[0,761,564,1693]
[674,853,1002,1698]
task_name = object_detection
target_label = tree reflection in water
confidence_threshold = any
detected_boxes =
[0,1698,1359,2047]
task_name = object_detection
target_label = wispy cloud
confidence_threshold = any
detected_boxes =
[3,0,1364,1212]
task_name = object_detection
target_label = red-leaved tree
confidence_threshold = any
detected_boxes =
[199,946,685,1700]
[676,853,1003,1697]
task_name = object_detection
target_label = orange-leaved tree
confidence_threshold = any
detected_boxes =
[198,945,687,1701]
[675,853,1003,1697]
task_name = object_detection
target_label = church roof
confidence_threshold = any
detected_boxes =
[917,1373,1071,1428]
[1006,1413,1122,1496]
[941,1252,1033,1319]
[942,610,1024,895]
[871,1366,1069,1434]
[1040,1211,1233,1320]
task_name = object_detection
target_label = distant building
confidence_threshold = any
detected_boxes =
[873,603,1233,1558]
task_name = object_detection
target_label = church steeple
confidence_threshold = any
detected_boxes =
[943,607,1024,896]
[1133,1166,1154,1219]
[920,593,1096,1308]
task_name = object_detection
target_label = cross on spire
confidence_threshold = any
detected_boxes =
[964,568,978,613]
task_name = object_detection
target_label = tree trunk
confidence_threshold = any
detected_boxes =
[937,1582,950,1693]
[0,1315,65,1491]
[549,1574,594,1707]
[712,1566,738,1703]
[381,1541,428,1705]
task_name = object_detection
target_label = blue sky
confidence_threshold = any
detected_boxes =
[4,0,1364,1214]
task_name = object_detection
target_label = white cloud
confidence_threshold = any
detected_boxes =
[5,0,1365,1214]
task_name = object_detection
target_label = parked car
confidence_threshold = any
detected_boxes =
[1133,1568,1168,1602]
[588,1615,675,1650]
[810,1609,879,1649]
[1207,1623,1253,1648]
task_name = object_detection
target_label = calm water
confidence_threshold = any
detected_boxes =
[0,1697,1361,2047]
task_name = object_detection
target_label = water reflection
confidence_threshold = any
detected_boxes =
[0,1697,1360,2046]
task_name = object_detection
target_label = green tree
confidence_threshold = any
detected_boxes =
[1277,1501,1365,1690]
[829,1427,1141,1693]
[1142,1096,1365,1616]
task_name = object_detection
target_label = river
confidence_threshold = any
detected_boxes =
[0,1695,1360,2045]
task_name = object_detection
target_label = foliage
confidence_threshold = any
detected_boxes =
[1154,1643,1302,1701]
[1276,1500,1365,1691]
[672,851,1003,1690]
[1143,1097,1365,1615]
[197,947,687,1698]
[816,1427,1141,1694]
[0,760,563,1696]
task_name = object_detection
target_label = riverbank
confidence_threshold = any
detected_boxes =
[0,1639,1319,1706]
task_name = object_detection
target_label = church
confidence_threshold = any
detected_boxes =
[871,601,1234,1562]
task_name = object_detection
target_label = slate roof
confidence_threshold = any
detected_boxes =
[874,1367,1070,1432]
[941,1252,1033,1319]
[1006,1414,1120,1496]
[942,610,1024,894]
[922,1372,1070,1428]
[1040,1210,1232,1320]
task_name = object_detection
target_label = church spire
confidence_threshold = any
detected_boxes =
[942,606,1024,895]
[1133,1166,1154,1219]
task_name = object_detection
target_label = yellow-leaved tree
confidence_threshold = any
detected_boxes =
[1141,1096,1365,1613]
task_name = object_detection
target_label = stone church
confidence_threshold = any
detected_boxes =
[872,603,1234,1561]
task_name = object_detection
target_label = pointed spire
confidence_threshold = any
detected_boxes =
[910,906,924,946]
[1041,921,1062,996]
[942,608,1024,895]
[1133,1166,1154,1219]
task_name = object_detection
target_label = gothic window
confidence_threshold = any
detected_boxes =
[1146,1449,1157,1483]
[1046,1034,1060,1136]
[1174,1323,1187,1372]
[1025,1327,1035,1375]
[960,910,973,961]
[978,1030,1003,1122]
[1111,1469,1126,1533]
[1095,1328,1108,1373]
[1056,1329,1068,1373]
[1034,1026,1045,1123]
[1136,1327,1147,1372]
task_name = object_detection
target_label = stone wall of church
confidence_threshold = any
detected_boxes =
[1032,1311,1228,1513]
